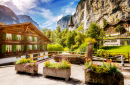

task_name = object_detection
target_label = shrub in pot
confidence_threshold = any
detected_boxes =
[43,60,71,81]
[83,58,124,85]
[15,58,39,75]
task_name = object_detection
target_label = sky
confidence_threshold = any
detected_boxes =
[0,0,80,30]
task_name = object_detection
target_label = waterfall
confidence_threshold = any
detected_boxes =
[84,1,87,32]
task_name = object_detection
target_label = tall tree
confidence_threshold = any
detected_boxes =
[115,25,125,34]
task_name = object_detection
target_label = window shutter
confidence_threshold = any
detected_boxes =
[12,45,14,52]
[32,37,35,41]
[34,37,35,41]
[45,45,47,50]
[3,33,6,40]
[12,34,14,40]
[14,34,17,40]
[27,45,29,51]
[21,45,24,51]
[32,45,35,50]
[27,36,29,41]
[41,45,43,50]
[2,45,6,53]
[38,45,39,50]
[37,37,39,41]
[22,35,24,40]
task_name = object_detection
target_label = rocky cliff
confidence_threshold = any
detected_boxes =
[74,0,130,29]
[17,15,40,29]
[57,15,71,30]
[58,0,130,30]
[0,5,40,29]
[0,5,19,25]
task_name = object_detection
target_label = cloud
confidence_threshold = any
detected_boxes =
[0,0,53,14]
[62,2,76,15]
[41,0,53,3]
[57,14,63,21]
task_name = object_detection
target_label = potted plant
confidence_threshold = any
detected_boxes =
[15,58,39,75]
[43,60,71,81]
[83,58,124,85]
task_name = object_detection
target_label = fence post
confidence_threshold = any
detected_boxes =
[128,52,129,62]
[43,52,44,59]
[58,51,59,54]
[106,52,107,60]
[30,55,31,60]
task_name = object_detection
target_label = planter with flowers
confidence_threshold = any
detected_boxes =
[84,58,124,85]
[43,60,71,81]
[15,58,39,75]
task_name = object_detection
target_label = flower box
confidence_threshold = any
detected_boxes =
[85,71,124,85]
[43,67,71,81]
[15,64,38,75]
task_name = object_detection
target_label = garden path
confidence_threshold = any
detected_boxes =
[0,59,130,85]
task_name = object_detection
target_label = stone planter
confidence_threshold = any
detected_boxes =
[85,71,124,85]
[15,64,38,75]
[54,56,86,64]
[43,67,71,81]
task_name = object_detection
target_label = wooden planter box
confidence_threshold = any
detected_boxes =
[43,67,71,81]
[15,64,38,75]
[85,71,124,85]
[54,56,86,64]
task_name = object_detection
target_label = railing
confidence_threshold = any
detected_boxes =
[93,52,130,61]
[28,51,130,62]
[29,51,88,60]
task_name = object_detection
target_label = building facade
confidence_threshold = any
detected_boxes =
[103,18,130,46]
[0,22,51,64]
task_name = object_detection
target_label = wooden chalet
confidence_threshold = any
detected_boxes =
[104,18,130,36]
[103,18,130,46]
[0,22,51,60]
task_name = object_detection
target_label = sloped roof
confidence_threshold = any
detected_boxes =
[104,18,130,30]
[0,22,51,43]
[0,22,6,26]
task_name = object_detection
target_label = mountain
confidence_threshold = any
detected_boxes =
[73,0,130,29]
[17,15,40,29]
[0,5,19,25]
[58,0,130,30]
[0,5,41,30]
[57,15,71,30]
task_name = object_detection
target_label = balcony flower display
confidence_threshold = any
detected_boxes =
[43,60,71,81]
[83,58,124,85]
[15,58,39,75]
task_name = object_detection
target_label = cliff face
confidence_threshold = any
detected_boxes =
[0,5,41,29]
[17,15,40,29]
[0,5,19,25]
[74,0,130,28]
[57,15,71,30]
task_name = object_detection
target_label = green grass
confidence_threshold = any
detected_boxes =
[100,46,130,60]
[101,46,130,52]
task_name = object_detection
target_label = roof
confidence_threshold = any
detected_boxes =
[0,22,51,43]
[0,22,6,26]
[68,15,74,27]
[104,18,130,30]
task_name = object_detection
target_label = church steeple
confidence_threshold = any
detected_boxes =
[68,15,74,28]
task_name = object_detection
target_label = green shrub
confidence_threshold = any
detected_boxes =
[64,47,69,51]
[16,58,31,64]
[77,42,88,52]
[47,44,64,51]
[44,60,71,69]
[96,49,106,57]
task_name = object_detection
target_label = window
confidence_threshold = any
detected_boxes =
[35,45,37,50]
[29,45,32,51]
[35,37,37,41]
[16,45,21,52]
[29,36,32,41]
[6,33,12,40]
[6,45,12,53]
[17,35,21,40]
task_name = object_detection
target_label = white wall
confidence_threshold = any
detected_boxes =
[0,55,26,64]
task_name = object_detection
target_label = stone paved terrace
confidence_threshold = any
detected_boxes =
[0,59,130,85]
